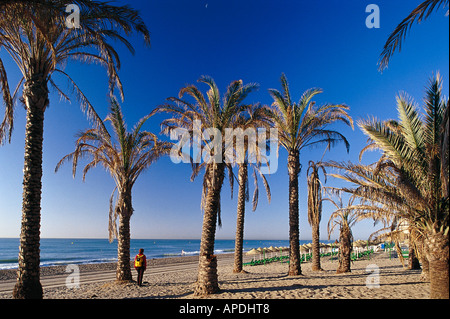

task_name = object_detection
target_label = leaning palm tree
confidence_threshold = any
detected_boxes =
[232,104,272,274]
[0,1,150,299]
[265,73,353,276]
[378,0,449,71]
[329,73,449,298]
[56,98,171,282]
[157,75,259,295]
[307,160,327,271]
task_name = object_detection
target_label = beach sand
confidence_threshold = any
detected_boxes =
[0,251,430,299]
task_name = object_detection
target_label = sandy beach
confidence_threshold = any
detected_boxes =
[0,250,430,299]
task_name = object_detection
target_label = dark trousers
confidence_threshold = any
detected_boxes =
[136,267,145,286]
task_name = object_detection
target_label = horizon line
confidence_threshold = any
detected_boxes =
[0,236,341,242]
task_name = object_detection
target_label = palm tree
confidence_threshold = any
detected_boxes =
[378,0,449,71]
[326,193,357,273]
[0,1,150,299]
[56,98,170,282]
[232,104,272,274]
[325,159,430,275]
[265,73,353,276]
[307,160,327,271]
[157,75,259,295]
[329,74,449,298]
[358,74,449,299]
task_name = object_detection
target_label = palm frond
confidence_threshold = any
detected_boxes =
[378,0,449,71]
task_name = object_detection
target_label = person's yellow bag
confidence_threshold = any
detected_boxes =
[135,255,143,267]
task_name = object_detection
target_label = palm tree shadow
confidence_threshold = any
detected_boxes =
[218,283,305,295]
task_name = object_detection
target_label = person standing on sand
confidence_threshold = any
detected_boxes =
[134,249,147,286]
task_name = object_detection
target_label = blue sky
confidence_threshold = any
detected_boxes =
[0,0,448,241]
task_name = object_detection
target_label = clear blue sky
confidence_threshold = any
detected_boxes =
[0,0,448,241]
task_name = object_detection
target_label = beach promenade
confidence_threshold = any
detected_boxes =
[0,251,429,299]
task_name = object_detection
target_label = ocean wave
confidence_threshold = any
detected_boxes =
[0,258,18,264]
[160,248,235,258]
[162,250,200,257]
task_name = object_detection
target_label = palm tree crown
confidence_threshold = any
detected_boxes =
[266,73,353,153]
[0,0,150,143]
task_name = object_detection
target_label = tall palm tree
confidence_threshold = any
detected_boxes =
[378,0,449,71]
[329,74,449,298]
[307,160,327,271]
[0,0,150,298]
[56,98,171,282]
[157,75,259,295]
[232,104,272,274]
[265,73,353,276]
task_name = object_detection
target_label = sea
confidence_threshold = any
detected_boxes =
[0,238,333,270]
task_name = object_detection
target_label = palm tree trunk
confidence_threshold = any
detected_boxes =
[194,163,225,295]
[13,75,48,299]
[233,163,247,273]
[337,226,352,273]
[408,235,421,270]
[425,228,449,299]
[311,223,323,271]
[419,238,430,281]
[287,150,301,276]
[116,190,133,282]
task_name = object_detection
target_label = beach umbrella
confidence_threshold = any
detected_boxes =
[267,246,277,257]
[246,248,259,256]
[353,240,367,248]
[275,246,284,256]
[277,247,287,257]
[256,247,264,259]
[246,248,260,262]
[325,243,333,253]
